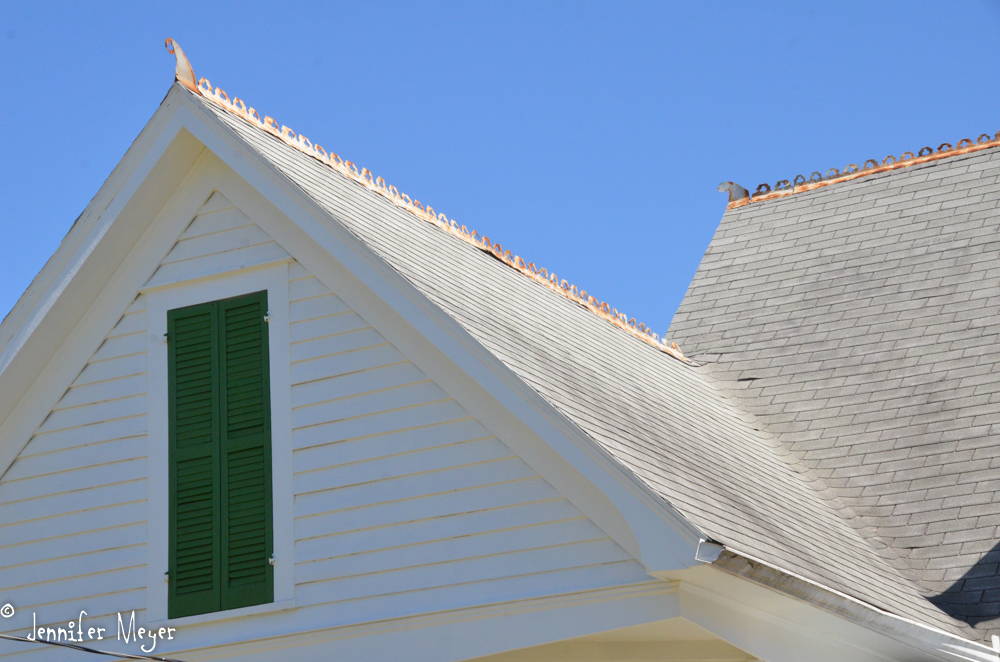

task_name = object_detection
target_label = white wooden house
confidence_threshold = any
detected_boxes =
[0,41,996,662]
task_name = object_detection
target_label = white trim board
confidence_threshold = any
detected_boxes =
[675,565,997,662]
[145,261,295,623]
[155,583,682,662]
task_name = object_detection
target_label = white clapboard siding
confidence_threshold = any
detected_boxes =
[297,562,651,633]
[0,545,145,596]
[294,475,560,540]
[1,501,147,552]
[295,500,584,564]
[144,191,289,289]
[1,437,144,483]
[0,480,145,528]
[0,194,649,658]
[286,263,647,618]
[0,292,149,648]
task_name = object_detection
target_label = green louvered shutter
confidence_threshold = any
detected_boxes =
[168,291,273,618]
[218,292,273,610]
[168,302,222,618]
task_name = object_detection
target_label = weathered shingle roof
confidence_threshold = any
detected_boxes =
[186,86,971,637]
[670,147,1000,638]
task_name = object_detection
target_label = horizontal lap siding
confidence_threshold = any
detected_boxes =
[0,192,290,653]
[287,261,646,617]
[0,295,149,647]
[144,193,289,289]
[0,192,646,657]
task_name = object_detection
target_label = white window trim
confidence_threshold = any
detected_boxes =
[144,260,295,623]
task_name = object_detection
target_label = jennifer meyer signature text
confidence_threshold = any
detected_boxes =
[26,610,176,653]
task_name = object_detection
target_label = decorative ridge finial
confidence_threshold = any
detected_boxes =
[718,182,749,204]
[165,39,200,95]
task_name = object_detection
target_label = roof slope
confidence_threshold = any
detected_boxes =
[187,87,967,635]
[670,147,1000,637]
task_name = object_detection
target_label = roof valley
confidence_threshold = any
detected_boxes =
[691,361,947,597]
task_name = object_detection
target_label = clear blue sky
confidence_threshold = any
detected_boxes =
[2,2,999,341]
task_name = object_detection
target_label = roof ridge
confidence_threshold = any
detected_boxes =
[728,131,1000,209]
[189,76,688,361]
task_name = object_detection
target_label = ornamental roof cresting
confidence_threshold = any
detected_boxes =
[165,39,687,362]
[728,133,1000,209]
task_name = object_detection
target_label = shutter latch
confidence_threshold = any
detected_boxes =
[162,333,169,344]
[268,555,277,566]
[163,572,170,583]
[263,312,272,324]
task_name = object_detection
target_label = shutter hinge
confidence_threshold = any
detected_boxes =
[268,555,277,566]
[163,572,170,583]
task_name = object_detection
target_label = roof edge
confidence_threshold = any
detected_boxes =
[712,550,994,656]
[184,76,689,362]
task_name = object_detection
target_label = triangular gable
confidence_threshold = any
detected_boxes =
[0,86,702,581]
[0,130,700,658]
[1,190,650,639]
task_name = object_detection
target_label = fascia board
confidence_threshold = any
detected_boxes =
[0,91,207,481]
[676,564,997,662]
[170,90,704,573]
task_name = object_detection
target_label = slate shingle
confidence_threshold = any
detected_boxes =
[671,147,1000,638]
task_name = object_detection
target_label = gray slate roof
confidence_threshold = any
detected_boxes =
[187,87,973,637]
[670,148,1000,638]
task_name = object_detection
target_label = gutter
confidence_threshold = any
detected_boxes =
[692,540,998,662]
